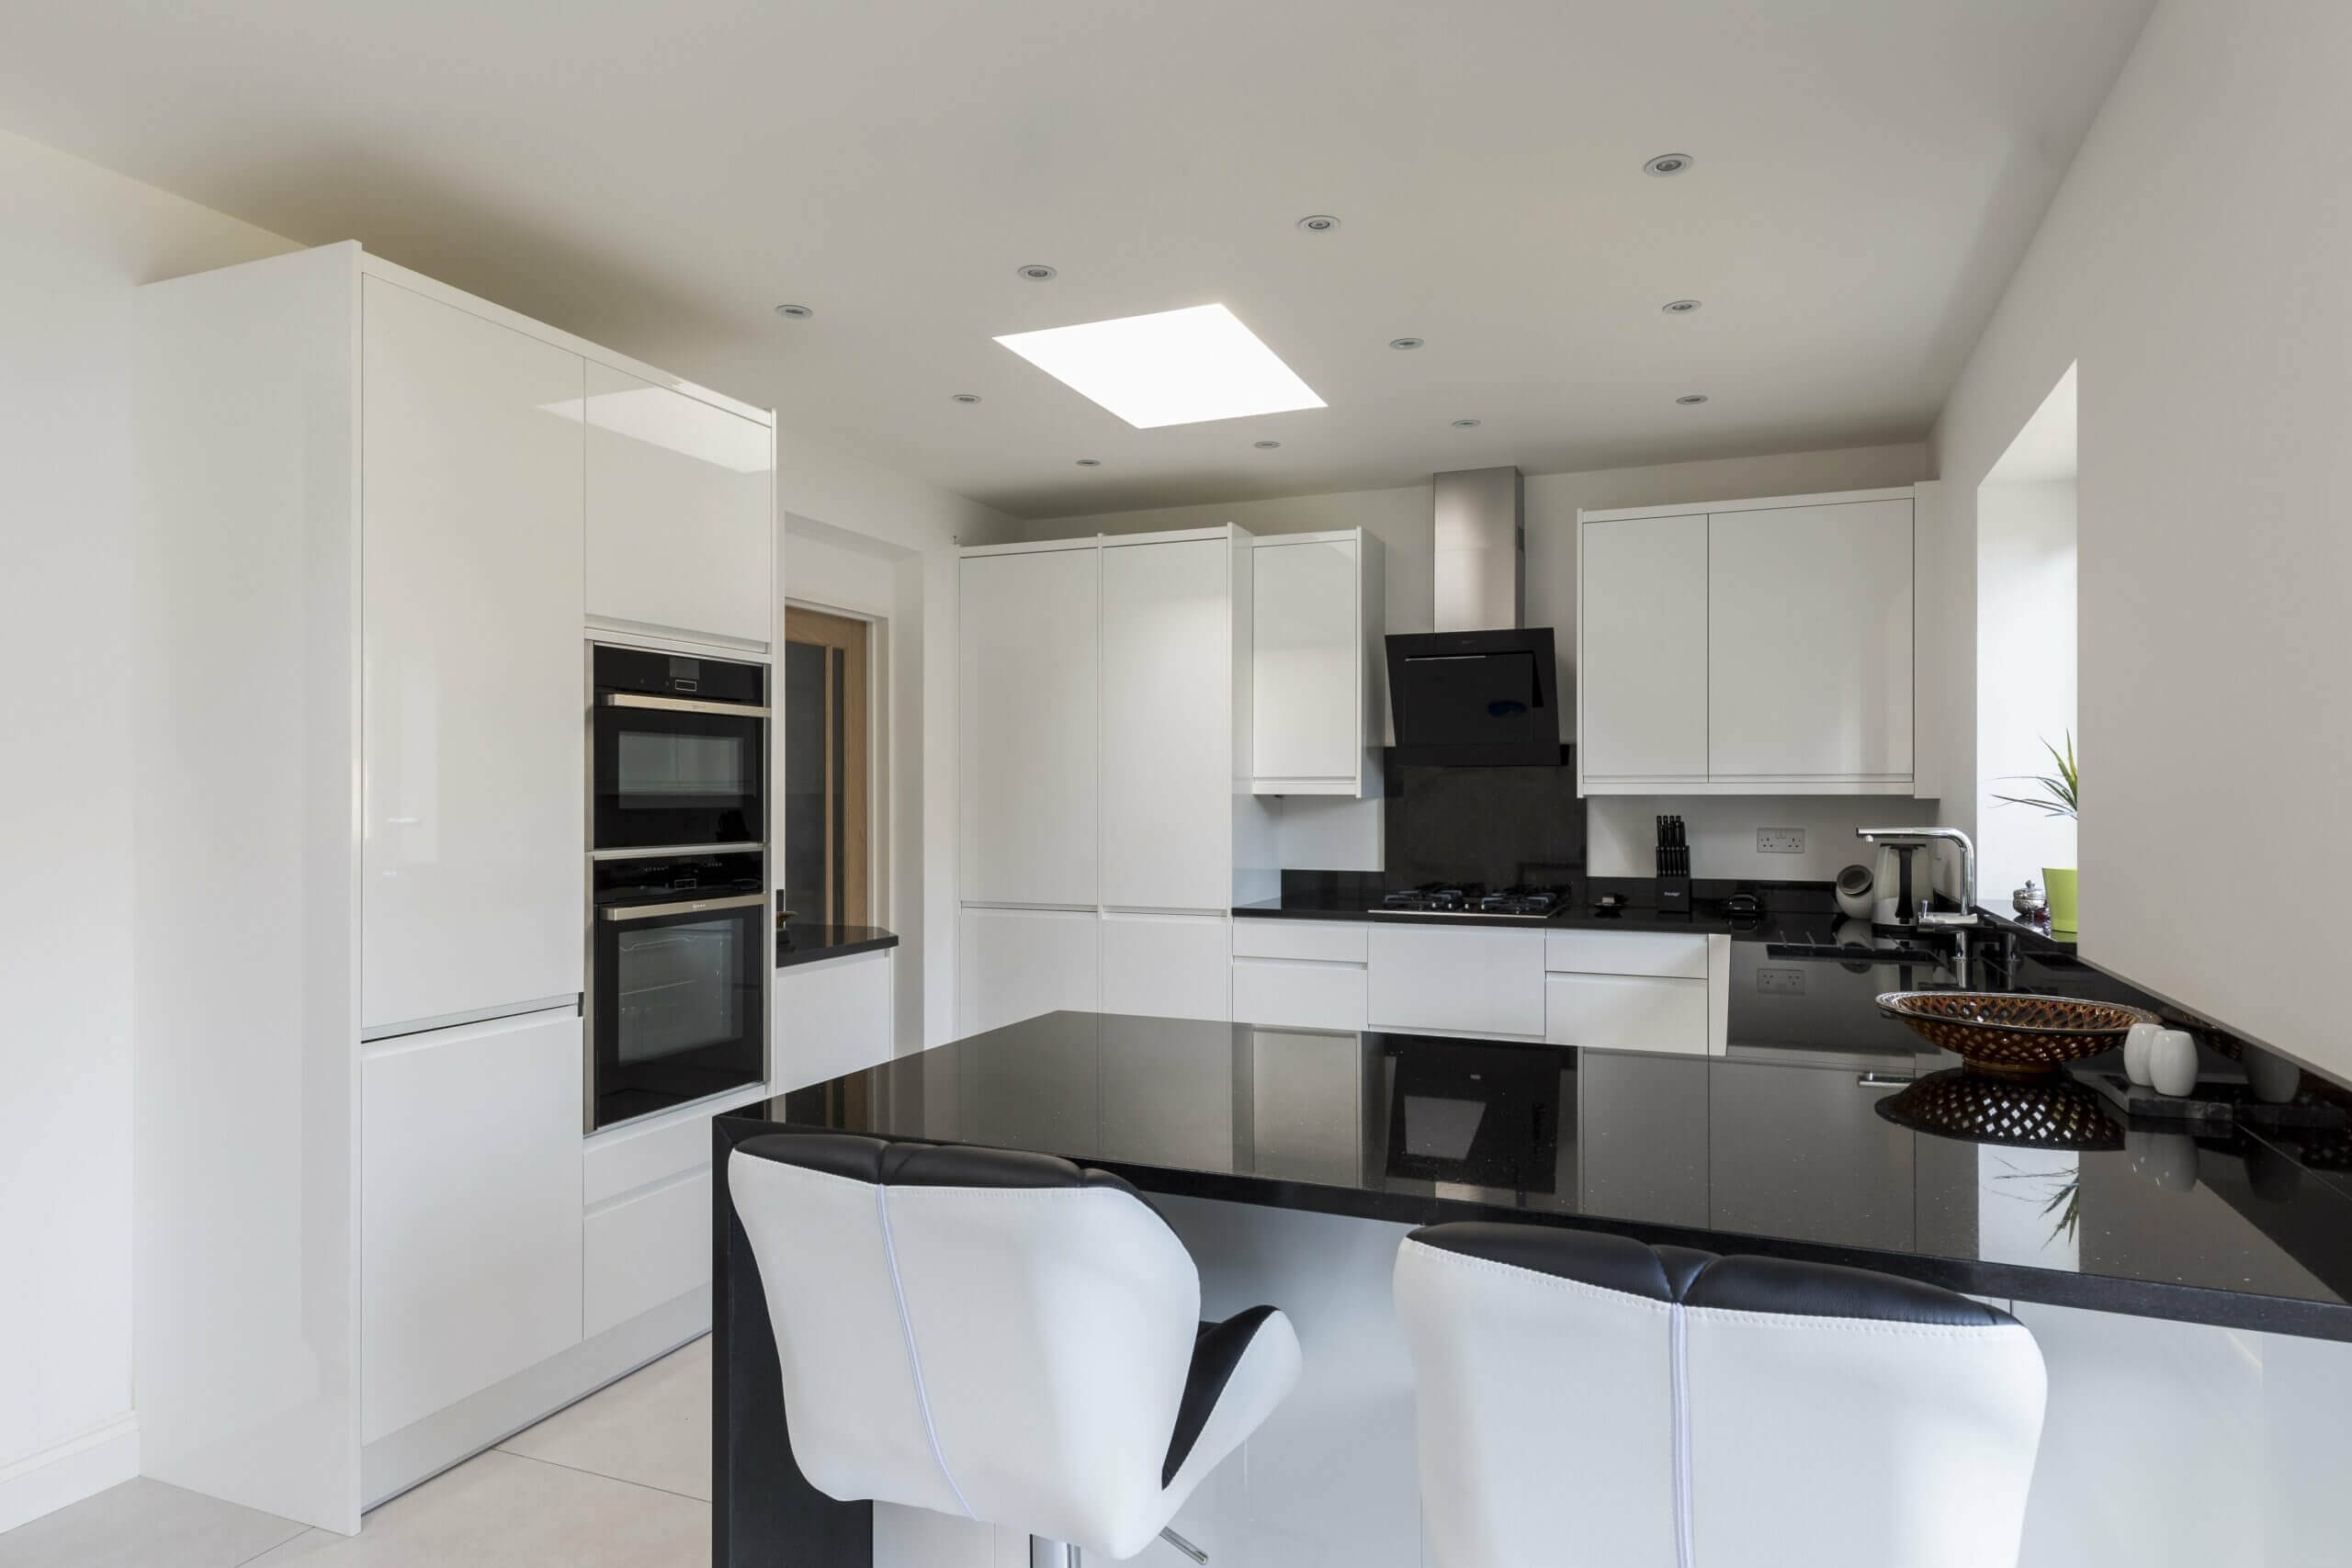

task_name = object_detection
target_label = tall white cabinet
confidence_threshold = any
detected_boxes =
[1577,487,1921,795]
[958,529,1267,1033]
[133,243,777,1534]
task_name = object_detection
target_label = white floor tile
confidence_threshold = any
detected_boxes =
[242,1450,706,1568]
[0,1476,306,1568]
[498,1336,711,1500]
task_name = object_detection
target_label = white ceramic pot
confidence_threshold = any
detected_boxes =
[2122,1021,2164,1088]
[2148,1028,2200,1098]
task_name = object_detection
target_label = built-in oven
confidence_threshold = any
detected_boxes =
[589,850,769,1132]
[593,645,768,852]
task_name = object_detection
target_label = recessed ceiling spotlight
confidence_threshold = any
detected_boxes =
[950,392,982,404]
[1075,457,1102,467]
[1016,264,1058,281]
[1644,152,1694,177]
[1661,299,1702,315]
[1389,336,1425,350]
[1452,418,1483,428]
[1675,393,1710,405]
[774,303,815,319]
[1295,214,1341,233]
[1254,440,1282,449]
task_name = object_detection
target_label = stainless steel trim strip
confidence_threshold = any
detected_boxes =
[601,893,765,922]
[590,842,766,862]
[600,692,772,718]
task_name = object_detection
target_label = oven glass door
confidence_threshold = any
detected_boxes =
[591,895,766,1130]
[594,701,765,850]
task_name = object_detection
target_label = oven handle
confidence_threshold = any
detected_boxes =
[601,893,766,922]
[600,693,772,718]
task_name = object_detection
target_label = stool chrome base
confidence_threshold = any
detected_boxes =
[1029,1527,1205,1566]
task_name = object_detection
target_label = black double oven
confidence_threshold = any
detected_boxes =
[589,645,770,1132]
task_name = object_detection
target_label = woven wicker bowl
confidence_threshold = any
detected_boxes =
[1875,1068,2123,1150]
[1876,991,2162,1076]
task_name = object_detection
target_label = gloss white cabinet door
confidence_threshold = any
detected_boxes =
[1577,513,1710,787]
[773,947,896,1091]
[1366,924,1546,1039]
[1101,913,1231,1021]
[959,547,1100,907]
[583,361,775,647]
[1101,536,1232,912]
[361,1009,583,1443]
[1252,534,1370,794]
[1232,957,1368,1032]
[1707,498,1914,784]
[956,906,1099,1036]
[361,277,585,1033]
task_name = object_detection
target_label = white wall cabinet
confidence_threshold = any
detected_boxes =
[1102,913,1231,1021]
[360,1009,583,1444]
[1366,924,1546,1039]
[959,545,1101,908]
[957,906,1100,1036]
[360,276,586,1035]
[773,948,896,1091]
[1577,489,1919,795]
[584,362,775,649]
[1250,530,1383,795]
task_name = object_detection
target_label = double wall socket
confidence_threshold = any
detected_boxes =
[1757,829,1805,854]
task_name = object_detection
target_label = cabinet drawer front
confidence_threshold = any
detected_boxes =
[584,1169,711,1339]
[1366,925,1545,1038]
[582,1105,718,1208]
[1232,919,1369,964]
[1234,958,1369,1032]
[1545,973,1709,1055]
[1544,930,1708,979]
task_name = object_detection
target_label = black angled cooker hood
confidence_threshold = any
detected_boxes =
[1385,626,1564,767]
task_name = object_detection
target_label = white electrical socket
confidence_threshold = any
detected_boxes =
[1757,829,1805,854]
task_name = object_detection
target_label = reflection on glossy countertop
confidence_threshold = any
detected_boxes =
[739,1003,2352,1340]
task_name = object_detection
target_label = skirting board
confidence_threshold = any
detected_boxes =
[0,1415,140,1535]
[360,1286,708,1514]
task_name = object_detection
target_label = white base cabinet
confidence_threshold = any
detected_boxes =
[1102,914,1231,1022]
[958,907,1100,1035]
[360,1009,584,1445]
[774,948,896,1091]
[1366,924,1547,1039]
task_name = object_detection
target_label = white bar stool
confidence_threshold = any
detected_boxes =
[730,1132,1302,1563]
[1396,1222,2047,1568]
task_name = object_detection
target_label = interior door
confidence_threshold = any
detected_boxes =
[1706,498,1914,782]
[782,607,872,927]
[361,276,585,1033]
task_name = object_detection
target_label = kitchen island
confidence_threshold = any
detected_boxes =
[714,995,2352,1568]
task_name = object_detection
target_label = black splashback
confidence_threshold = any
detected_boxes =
[1381,750,1585,889]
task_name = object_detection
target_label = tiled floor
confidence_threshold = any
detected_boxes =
[0,1336,710,1568]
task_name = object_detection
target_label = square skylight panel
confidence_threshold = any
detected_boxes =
[994,304,1324,428]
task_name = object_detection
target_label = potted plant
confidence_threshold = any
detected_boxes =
[1994,732,2078,934]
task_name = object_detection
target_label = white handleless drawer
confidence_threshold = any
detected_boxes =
[1367,924,1546,1039]
[1544,930,1708,978]
[1232,919,1368,964]
[583,1168,712,1339]
[1545,973,1709,1055]
[1234,958,1369,1032]
[582,1110,716,1208]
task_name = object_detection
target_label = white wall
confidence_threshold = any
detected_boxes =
[0,128,296,1528]
[1022,444,1932,881]
[1975,478,2078,904]
[1929,0,2348,1077]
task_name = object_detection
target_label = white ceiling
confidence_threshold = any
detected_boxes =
[0,0,2150,518]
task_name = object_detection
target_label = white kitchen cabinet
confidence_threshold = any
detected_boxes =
[957,905,1100,1036]
[583,361,775,649]
[1578,488,1919,795]
[583,1168,711,1339]
[1233,956,1369,1032]
[1707,497,1913,784]
[1544,973,1710,1055]
[1577,513,1710,788]
[959,546,1101,908]
[773,948,896,1090]
[360,276,586,1034]
[1251,530,1382,795]
[1101,535,1234,912]
[360,1009,583,1444]
[1102,912,1231,1021]
[1366,924,1546,1039]
[1544,929,1708,979]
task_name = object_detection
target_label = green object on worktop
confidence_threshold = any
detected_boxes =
[2043,866,2078,935]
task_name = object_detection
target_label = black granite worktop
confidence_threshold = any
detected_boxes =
[774,923,898,970]
[730,989,2352,1340]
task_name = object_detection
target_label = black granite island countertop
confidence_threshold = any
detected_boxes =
[774,923,898,970]
[719,1008,2352,1341]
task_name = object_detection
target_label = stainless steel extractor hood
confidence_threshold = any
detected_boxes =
[1385,465,1564,766]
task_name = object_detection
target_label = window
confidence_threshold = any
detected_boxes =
[782,607,873,927]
